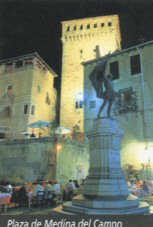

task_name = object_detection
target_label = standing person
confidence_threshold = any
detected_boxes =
[142,181,149,196]
[65,179,76,200]
[5,181,13,194]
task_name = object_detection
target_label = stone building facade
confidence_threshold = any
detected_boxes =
[0,137,89,184]
[84,40,153,177]
[60,15,121,134]
[0,53,57,138]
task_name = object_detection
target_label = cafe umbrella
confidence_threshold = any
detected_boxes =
[54,126,71,135]
[28,120,51,128]
[28,120,51,137]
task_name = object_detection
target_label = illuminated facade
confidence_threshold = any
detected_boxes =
[84,40,153,174]
[60,15,121,133]
[0,53,57,138]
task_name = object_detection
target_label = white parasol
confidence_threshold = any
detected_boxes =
[54,126,71,135]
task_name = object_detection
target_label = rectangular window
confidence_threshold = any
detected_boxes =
[15,60,23,68]
[37,85,41,93]
[7,85,12,91]
[110,61,119,80]
[80,25,83,30]
[66,26,70,32]
[25,58,33,66]
[75,101,83,109]
[31,105,35,115]
[108,22,112,26]
[87,24,90,29]
[0,133,5,139]
[23,104,29,115]
[90,101,96,109]
[94,23,97,28]
[7,85,13,96]
[5,63,14,72]
[130,54,141,75]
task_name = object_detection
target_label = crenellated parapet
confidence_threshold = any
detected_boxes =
[61,15,121,44]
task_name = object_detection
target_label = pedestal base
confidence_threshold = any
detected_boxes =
[54,118,150,214]
[63,194,150,214]
[54,194,150,214]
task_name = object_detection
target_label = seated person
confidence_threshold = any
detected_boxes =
[44,181,54,198]
[17,185,28,207]
[64,179,76,200]
[53,181,61,195]
[33,182,44,197]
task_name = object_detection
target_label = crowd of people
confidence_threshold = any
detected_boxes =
[1,177,152,210]
[127,178,153,197]
[0,178,86,208]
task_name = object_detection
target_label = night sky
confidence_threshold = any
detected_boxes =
[1,0,153,88]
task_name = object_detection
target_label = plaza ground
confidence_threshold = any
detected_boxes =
[1,196,153,215]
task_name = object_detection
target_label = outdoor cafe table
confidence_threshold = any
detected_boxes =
[0,193,11,212]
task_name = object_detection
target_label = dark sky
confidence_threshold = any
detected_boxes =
[1,0,153,88]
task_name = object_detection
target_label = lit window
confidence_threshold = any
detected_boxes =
[109,61,119,80]
[90,101,96,109]
[130,54,141,75]
[31,105,35,115]
[23,104,29,115]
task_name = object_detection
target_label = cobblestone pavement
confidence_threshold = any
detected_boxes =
[1,196,153,215]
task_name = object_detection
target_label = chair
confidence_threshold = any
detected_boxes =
[54,189,63,206]
[36,191,45,206]
[44,191,54,206]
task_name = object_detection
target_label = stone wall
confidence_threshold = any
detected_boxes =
[0,137,89,184]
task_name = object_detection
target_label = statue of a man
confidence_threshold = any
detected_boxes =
[89,56,116,118]
[97,73,116,118]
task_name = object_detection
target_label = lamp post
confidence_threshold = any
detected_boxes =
[53,133,62,180]
[141,146,151,179]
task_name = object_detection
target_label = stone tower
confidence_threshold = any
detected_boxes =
[60,15,121,134]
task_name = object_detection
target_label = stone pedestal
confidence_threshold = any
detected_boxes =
[56,118,150,214]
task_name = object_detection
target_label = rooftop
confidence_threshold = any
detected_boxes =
[0,52,58,77]
[83,39,153,65]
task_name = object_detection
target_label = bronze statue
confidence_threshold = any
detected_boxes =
[97,73,116,118]
[89,56,116,118]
